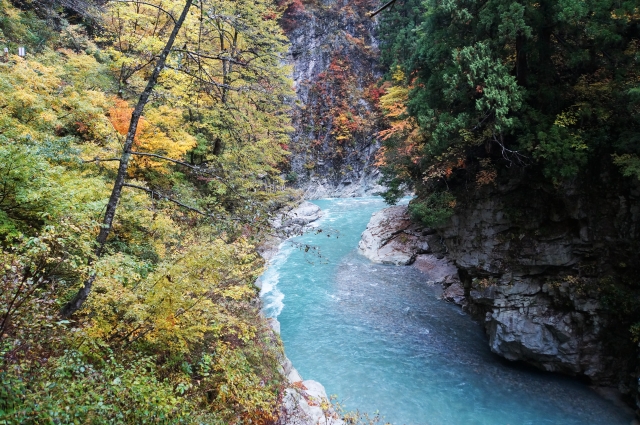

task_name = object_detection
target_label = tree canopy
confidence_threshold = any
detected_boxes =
[377,0,640,223]
[0,0,296,422]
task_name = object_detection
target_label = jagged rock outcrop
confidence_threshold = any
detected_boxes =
[438,172,640,389]
[272,201,324,235]
[358,205,429,265]
[282,0,385,198]
[358,172,640,397]
[357,206,464,300]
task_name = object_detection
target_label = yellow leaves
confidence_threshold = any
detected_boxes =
[379,84,409,118]
[142,105,197,156]
[108,99,196,173]
[0,49,113,145]
[554,109,579,127]
[391,67,406,83]
[86,234,263,354]
[378,75,418,146]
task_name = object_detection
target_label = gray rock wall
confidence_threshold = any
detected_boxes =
[438,171,640,390]
[282,0,385,198]
[358,169,640,405]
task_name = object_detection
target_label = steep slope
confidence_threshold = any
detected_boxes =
[281,0,385,198]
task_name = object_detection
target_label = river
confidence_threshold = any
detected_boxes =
[260,197,633,425]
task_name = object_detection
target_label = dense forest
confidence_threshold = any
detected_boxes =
[377,0,639,217]
[2,0,640,421]
[0,0,297,422]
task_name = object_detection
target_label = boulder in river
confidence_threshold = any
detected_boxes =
[259,201,324,262]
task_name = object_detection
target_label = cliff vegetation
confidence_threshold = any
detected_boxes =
[376,0,640,403]
[0,0,297,422]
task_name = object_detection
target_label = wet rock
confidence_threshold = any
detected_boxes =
[302,174,387,200]
[442,282,466,306]
[259,201,324,261]
[413,254,458,283]
[272,201,323,232]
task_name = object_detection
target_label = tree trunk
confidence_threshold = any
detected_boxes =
[60,0,195,318]
[516,34,528,87]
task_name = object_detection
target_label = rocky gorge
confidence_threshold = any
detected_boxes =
[274,0,640,420]
[358,170,640,416]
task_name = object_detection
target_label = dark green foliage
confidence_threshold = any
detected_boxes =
[378,0,640,194]
[408,192,455,227]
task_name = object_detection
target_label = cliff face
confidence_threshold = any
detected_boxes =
[359,168,640,400]
[439,169,640,390]
[282,0,385,198]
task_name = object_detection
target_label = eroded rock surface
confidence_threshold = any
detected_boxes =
[358,206,429,265]
[357,177,640,403]
[358,206,464,306]
[278,348,343,425]
[258,201,324,262]
[436,175,640,386]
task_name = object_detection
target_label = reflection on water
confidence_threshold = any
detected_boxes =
[260,197,633,425]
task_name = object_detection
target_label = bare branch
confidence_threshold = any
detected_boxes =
[83,157,122,163]
[171,49,248,66]
[115,0,177,24]
[123,183,208,215]
[492,133,529,167]
[123,183,246,223]
[130,151,198,169]
[129,151,247,200]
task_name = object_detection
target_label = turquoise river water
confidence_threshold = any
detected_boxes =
[259,197,633,425]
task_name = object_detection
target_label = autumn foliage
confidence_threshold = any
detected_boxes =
[0,0,293,423]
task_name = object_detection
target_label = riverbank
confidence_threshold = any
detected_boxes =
[259,197,633,425]
[257,201,343,425]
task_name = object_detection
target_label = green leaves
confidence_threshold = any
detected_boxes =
[452,42,523,132]
[378,0,640,204]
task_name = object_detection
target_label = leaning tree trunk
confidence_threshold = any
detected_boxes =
[60,0,195,318]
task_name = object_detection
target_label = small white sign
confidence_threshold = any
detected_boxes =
[18,47,25,57]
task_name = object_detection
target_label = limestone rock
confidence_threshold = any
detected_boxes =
[358,205,429,265]
[259,201,324,261]
[280,380,344,425]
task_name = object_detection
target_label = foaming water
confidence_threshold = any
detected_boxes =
[260,197,633,425]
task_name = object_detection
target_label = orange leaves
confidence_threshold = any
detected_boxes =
[374,146,387,166]
[108,99,196,174]
[378,119,413,140]
[109,98,140,137]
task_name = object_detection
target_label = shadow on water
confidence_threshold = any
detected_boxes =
[260,197,634,425]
